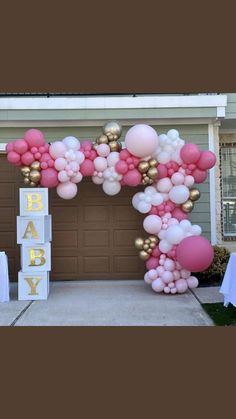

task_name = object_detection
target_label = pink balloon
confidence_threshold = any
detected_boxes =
[14,139,28,155]
[21,151,34,166]
[54,157,67,171]
[152,278,165,293]
[94,156,107,172]
[40,168,59,188]
[180,143,201,164]
[123,169,141,186]
[175,279,188,294]
[162,271,174,284]
[187,276,199,289]
[197,151,216,170]
[57,181,78,199]
[49,142,67,159]
[58,170,70,183]
[152,246,161,258]
[97,144,110,157]
[119,149,131,160]
[172,208,188,221]
[115,160,128,174]
[143,215,162,234]
[125,124,159,158]
[6,143,14,152]
[7,151,21,164]
[24,129,45,147]
[80,140,92,149]
[146,257,159,270]
[80,159,95,176]
[148,269,158,281]
[71,172,83,183]
[157,164,168,179]
[176,236,214,272]
[192,168,207,183]
[89,150,97,161]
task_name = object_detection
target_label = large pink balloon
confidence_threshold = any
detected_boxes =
[40,168,59,188]
[115,160,128,174]
[180,143,201,164]
[21,151,34,166]
[6,143,14,152]
[172,208,188,221]
[24,129,45,147]
[197,151,216,170]
[125,124,159,157]
[146,257,159,270]
[57,181,78,199]
[123,169,141,186]
[7,151,21,164]
[80,159,95,176]
[14,139,28,155]
[176,236,214,272]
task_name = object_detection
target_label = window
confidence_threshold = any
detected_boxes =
[221,144,236,238]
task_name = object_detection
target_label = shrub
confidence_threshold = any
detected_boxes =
[194,245,230,286]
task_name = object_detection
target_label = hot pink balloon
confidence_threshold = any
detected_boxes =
[192,168,207,183]
[7,151,21,164]
[152,246,161,258]
[176,236,214,272]
[6,143,14,152]
[57,181,78,199]
[172,208,188,221]
[123,169,141,186]
[89,150,97,161]
[157,164,168,179]
[80,159,95,176]
[40,168,59,188]
[14,139,28,155]
[21,151,34,166]
[24,129,45,148]
[146,257,159,270]
[119,149,131,160]
[125,124,159,158]
[197,151,216,170]
[180,143,201,164]
[115,160,128,174]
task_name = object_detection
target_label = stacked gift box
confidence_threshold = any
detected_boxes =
[17,188,51,300]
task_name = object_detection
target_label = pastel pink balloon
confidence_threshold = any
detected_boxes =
[115,160,128,174]
[156,266,165,276]
[58,170,70,183]
[162,271,174,284]
[192,168,207,183]
[54,157,67,171]
[180,143,201,164]
[24,129,45,147]
[125,124,159,158]
[152,278,165,293]
[175,279,188,294]
[164,286,171,294]
[148,269,158,281]
[173,270,181,280]
[92,175,104,185]
[143,215,162,234]
[97,144,110,157]
[144,272,152,284]
[89,150,97,161]
[57,181,78,199]
[176,236,214,272]
[71,172,83,183]
[6,143,14,152]
[80,159,95,176]
[164,259,175,271]
[146,257,159,270]
[49,142,67,159]
[21,151,34,166]
[7,151,21,164]
[187,276,199,289]
[197,151,216,170]
[157,164,168,179]
[40,168,59,188]
[172,208,188,221]
[94,157,107,172]
[14,139,28,155]
[123,169,141,186]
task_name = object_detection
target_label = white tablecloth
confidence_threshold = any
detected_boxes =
[0,252,10,303]
[220,252,236,307]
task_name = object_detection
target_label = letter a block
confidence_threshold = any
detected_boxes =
[18,271,49,301]
[21,243,51,272]
[17,215,52,244]
[19,188,48,216]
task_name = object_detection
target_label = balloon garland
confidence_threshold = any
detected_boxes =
[6,123,216,294]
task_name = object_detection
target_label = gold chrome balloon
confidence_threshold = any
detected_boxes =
[181,200,194,213]
[117,141,122,151]
[143,244,149,251]
[134,238,144,250]
[138,161,150,173]
[97,135,109,145]
[147,248,153,255]
[147,167,158,180]
[23,177,30,185]
[103,121,122,140]
[31,161,41,171]
[189,188,201,202]
[21,166,30,177]
[29,181,37,187]
[149,159,158,167]
[149,236,158,243]
[109,141,120,152]
[139,250,150,261]
[150,242,156,249]
[29,170,41,183]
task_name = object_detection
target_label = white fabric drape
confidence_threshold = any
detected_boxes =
[220,252,236,307]
[0,252,10,303]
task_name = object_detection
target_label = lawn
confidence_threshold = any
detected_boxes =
[202,303,236,326]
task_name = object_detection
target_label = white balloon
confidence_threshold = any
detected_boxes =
[151,193,164,206]
[158,230,166,240]
[157,151,171,164]
[75,150,85,164]
[157,178,173,193]
[145,186,157,195]
[107,151,120,167]
[184,175,195,187]
[158,134,168,146]
[179,220,192,232]
[62,136,80,150]
[137,201,152,214]
[152,279,165,293]
[171,172,185,185]
[167,129,179,141]
[169,185,190,204]
[132,192,143,209]
[159,239,172,253]
[94,156,108,172]
[102,180,121,196]
[165,225,185,245]
[92,175,104,185]
[191,225,202,236]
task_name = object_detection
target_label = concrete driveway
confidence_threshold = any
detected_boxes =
[0,280,214,326]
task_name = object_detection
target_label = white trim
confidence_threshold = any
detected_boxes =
[0,143,7,152]
[0,94,227,111]
[208,123,217,245]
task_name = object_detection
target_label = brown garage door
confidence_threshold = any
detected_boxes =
[0,155,145,281]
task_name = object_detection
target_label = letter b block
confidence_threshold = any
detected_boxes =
[19,188,48,216]
[21,243,51,272]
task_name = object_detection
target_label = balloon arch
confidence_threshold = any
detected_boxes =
[6,122,216,295]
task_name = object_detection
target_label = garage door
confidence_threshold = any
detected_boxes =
[0,155,145,281]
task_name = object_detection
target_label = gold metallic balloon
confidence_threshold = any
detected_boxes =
[29,170,41,183]
[109,141,120,152]
[23,177,30,185]
[145,239,151,244]
[134,238,144,250]
[147,248,153,255]
[147,167,158,180]
[139,250,150,261]
[149,159,158,167]
[97,135,109,145]
[189,188,201,202]
[117,141,122,151]
[150,242,156,249]
[143,244,149,251]
[21,166,30,177]
[29,181,37,187]
[103,121,122,140]
[31,161,41,171]
[181,200,194,213]
[93,143,99,151]
[138,161,150,173]
[149,236,158,243]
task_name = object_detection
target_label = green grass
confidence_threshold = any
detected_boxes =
[202,303,236,326]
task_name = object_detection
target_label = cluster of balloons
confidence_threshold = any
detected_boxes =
[6,122,216,294]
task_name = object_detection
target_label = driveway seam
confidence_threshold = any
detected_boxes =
[10,301,34,326]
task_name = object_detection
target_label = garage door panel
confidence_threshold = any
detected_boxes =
[112,205,141,223]
[114,256,144,274]
[83,230,110,247]
[83,205,110,223]
[52,256,78,275]
[114,229,143,247]
[53,230,78,247]
[51,206,78,223]
[83,256,110,273]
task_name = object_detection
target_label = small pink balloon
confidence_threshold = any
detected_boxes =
[24,129,45,147]
[14,139,28,155]
[152,246,161,258]
[175,279,188,294]
[119,149,131,160]
[94,156,107,172]
[81,140,92,149]
[31,147,38,154]
[39,146,46,153]
[7,151,21,164]
[162,271,174,284]
[157,164,168,179]
[21,151,34,166]
[71,172,83,183]
[148,269,158,281]
[40,168,59,188]
[89,150,97,161]
[152,278,165,293]
[57,181,78,199]
[41,162,48,169]
[97,144,110,157]
[92,175,104,185]
[176,236,214,272]
[6,143,14,152]
[180,143,201,164]
[115,160,128,174]
[172,208,188,221]
[35,152,41,160]
[197,151,216,170]
[123,169,142,186]
[58,170,70,183]
[49,141,67,159]
[146,257,159,270]
[80,159,95,176]
[192,168,207,183]
[187,276,199,289]
[54,157,67,171]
